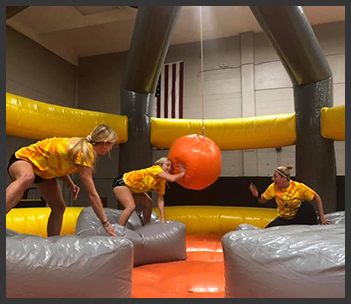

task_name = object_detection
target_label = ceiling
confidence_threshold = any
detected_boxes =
[6,6,345,66]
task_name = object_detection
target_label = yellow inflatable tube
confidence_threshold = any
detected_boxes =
[150,114,296,150]
[6,92,128,143]
[6,207,85,237]
[6,206,276,237]
[320,105,345,141]
[154,206,276,236]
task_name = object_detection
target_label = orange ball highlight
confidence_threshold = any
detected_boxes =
[168,134,222,190]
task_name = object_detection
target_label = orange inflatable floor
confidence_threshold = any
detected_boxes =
[132,236,225,298]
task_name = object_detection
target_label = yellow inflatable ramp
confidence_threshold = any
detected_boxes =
[320,105,345,141]
[150,114,296,150]
[6,92,128,143]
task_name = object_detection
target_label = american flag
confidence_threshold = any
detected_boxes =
[156,61,184,118]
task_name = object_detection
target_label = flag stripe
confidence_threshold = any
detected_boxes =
[156,61,184,119]
[172,63,176,118]
[164,65,169,118]
[168,66,172,118]
[160,72,164,118]
[156,76,161,118]
[175,63,180,118]
[179,61,184,119]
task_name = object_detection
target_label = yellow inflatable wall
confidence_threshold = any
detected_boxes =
[151,114,296,150]
[153,206,276,236]
[320,104,345,141]
[6,206,276,237]
[6,207,85,237]
[6,92,128,143]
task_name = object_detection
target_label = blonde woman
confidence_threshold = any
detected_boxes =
[6,124,117,237]
[249,165,330,228]
[112,157,185,226]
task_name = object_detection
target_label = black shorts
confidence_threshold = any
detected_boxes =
[7,153,46,184]
[112,175,126,189]
[265,201,318,228]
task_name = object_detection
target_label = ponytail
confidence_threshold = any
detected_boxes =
[68,137,96,170]
[68,124,117,171]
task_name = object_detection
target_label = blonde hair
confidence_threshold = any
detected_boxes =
[154,157,170,167]
[155,157,171,189]
[275,164,294,180]
[68,124,117,170]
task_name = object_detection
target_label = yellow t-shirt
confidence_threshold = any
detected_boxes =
[123,165,167,195]
[262,180,315,219]
[15,137,95,179]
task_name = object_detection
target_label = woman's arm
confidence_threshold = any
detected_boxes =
[60,175,80,201]
[157,171,185,182]
[249,182,269,204]
[157,162,186,183]
[157,194,166,223]
[313,192,331,225]
[77,165,117,236]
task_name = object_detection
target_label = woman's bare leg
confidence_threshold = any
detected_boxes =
[133,193,153,225]
[113,186,136,226]
[36,179,66,236]
[6,161,35,213]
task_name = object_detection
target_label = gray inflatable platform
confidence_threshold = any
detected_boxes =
[222,223,345,298]
[75,207,187,266]
[236,211,346,231]
[324,210,345,225]
[6,229,133,298]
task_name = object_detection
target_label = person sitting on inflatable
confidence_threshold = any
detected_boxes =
[112,157,185,225]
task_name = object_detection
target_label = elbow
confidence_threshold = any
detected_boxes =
[172,172,185,183]
[167,176,177,183]
[257,198,267,204]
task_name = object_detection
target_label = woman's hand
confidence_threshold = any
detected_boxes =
[178,162,186,173]
[313,192,331,226]
[177,162,186,179]
[103,222,117,236]
[319,216,331,225]
[77,165,117,236]
[249,182,259,197]
[61,175,80,201]
[68,183,80,201]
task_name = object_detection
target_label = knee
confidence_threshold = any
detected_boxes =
[51,203,66,215]
[18,173,35,189]
[145,201,153,210]
[125,203,136,214]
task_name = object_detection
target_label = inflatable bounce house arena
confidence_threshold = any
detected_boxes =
[6,6,345,298]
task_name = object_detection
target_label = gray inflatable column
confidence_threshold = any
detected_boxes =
[294,79,336,213]
[250,6,336,212]
[119,6,181,175]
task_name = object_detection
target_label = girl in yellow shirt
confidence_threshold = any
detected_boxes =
[112,157,185,226]
[6,124,118,237]
[249,165,330,228]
